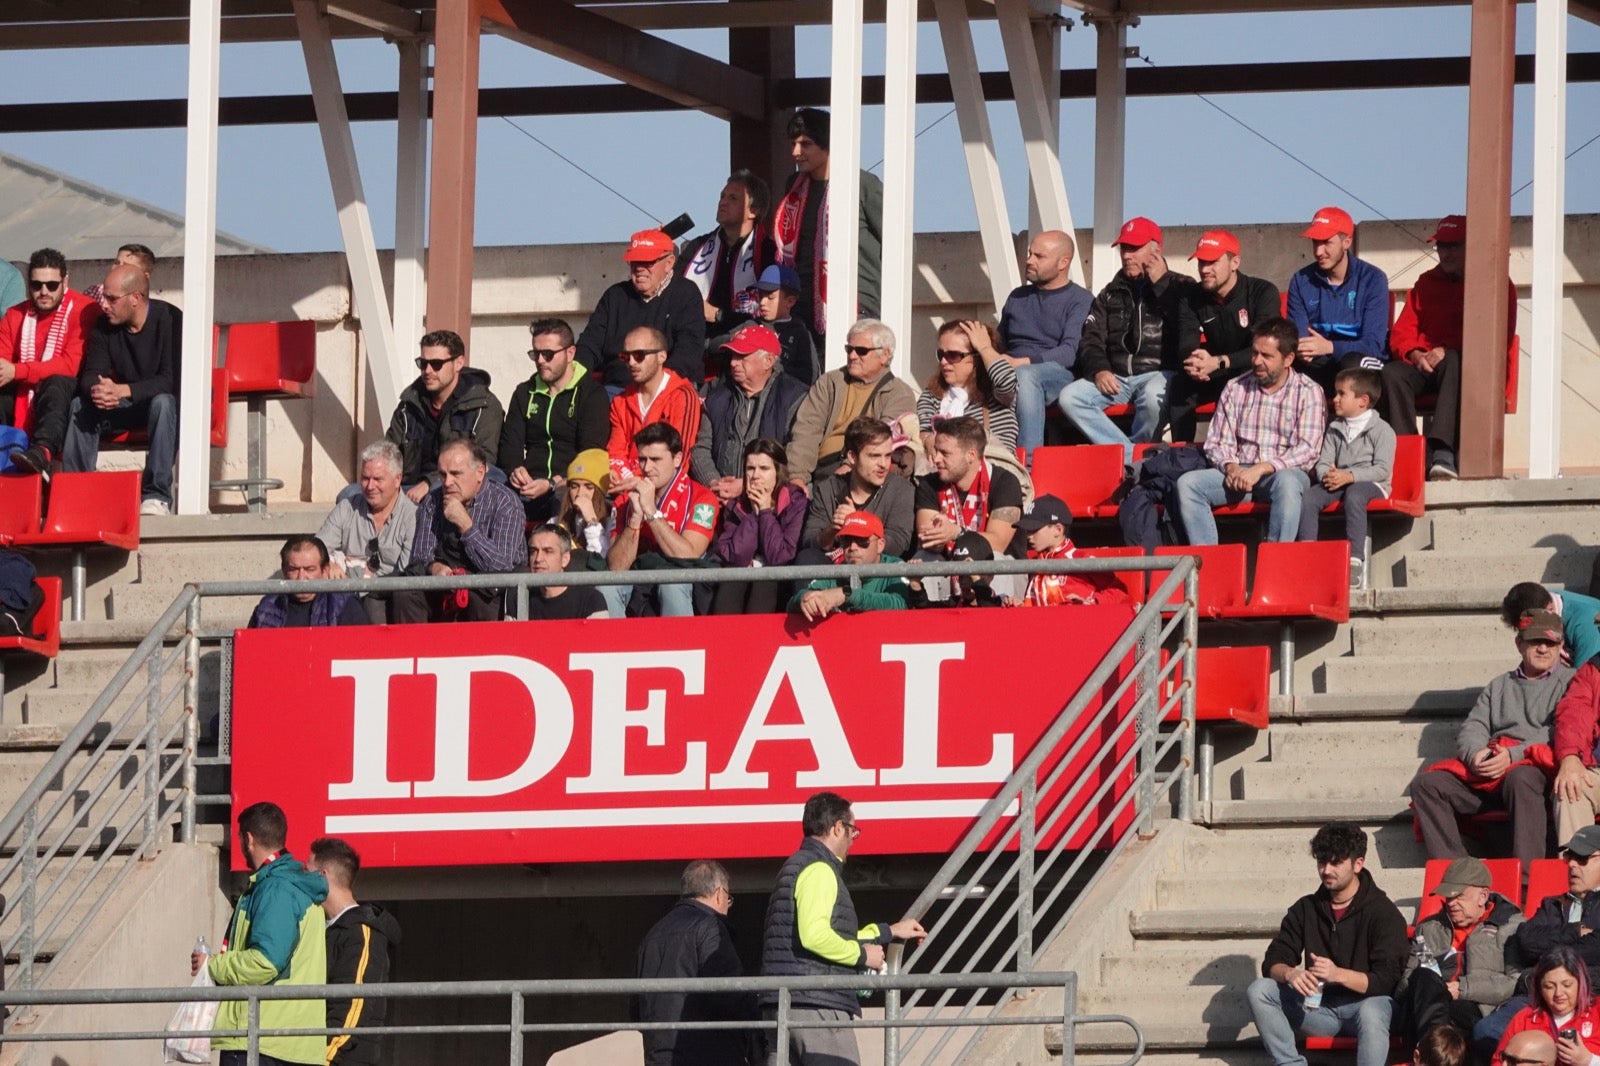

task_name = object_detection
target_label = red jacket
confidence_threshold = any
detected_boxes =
[1389,265,1516,362]
[1553,662,1600,767]
[1493,1002,1600,1066]
[0,292,103,383]
[606,369,704,478]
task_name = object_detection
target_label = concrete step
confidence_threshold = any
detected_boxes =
[1349,617,1511,659]
[1056,1017,1257,1052]
[42,646,224,704]
[1241,762,1423,802]
[1404,548,1561,589]
[1267,719,1456,764]
[135,541,285,587]
[1079,986,1252,1022]
[1177,825,1430,874]
[1320,655,1504,696]
[1068,1051,1275,1066]
[1276,690,1477,720]
[109,583,254,626]
[1097,940,1271,987]
[1429,510,1600,554]
[1130,907,1286,940]
[1154,873,1311,911]
[1205,797,1414,826]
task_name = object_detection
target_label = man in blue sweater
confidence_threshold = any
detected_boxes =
[1286,206,1391,394]
[998,230,1093,464]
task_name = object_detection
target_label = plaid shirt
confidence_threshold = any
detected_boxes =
[1203,369,1326,472]
[409,477,529,574]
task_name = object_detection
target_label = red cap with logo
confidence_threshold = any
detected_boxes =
[720,324,782,356]
[623,230,675,262]
[1114,217,1162,248]
[1190,230,1241,261]
[836,511,884,540]
[1429,215,1466,243]
[1302,207,1354,241]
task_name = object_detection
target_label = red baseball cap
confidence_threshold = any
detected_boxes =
[720,324,781,357]
[1115,217,1162,248]
[1303,207,1354,241]
[1190,230,1241,261]
[1429,215,1466,243]
[837,511,884,540]
[623,230,675,262]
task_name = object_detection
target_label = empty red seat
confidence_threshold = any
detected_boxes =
[1220,541,1351,624]
[0,474,44,545]
[1074,545,1146,604]
[1153,544,1248,618]
[1162,645,1271,729]
[1366,434,1426,519]
[1030,445,1126,520]
[1525,858,1569,917]
[222,320,316,396]
[1415,857,1522,924]
[15,471,141,552]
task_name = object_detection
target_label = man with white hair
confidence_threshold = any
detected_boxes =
[784,318,916,491]
[316,440,418,623]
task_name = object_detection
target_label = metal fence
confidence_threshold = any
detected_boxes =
[0,970,1144,1066]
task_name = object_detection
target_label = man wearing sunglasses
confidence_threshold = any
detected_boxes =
[786,319,915,491]
[606,325,704,481]
[498,317,608,522]
[575,229,706,392]
[2,248,102,480]
[789,510,909,619]
[1286,206,1391,395]
[385,329,505,504]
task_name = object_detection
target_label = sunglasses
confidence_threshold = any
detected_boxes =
[28,279,62,293]
[1503,1057,1549,1066]
[527,347,569,362]
[842,344,879,357]
[621,349,663,363]
[836,535,872,549]
[415,356,455,371]
[936,349,973,363]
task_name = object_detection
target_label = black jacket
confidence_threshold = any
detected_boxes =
[80,298,181,402]
[633,899,753,1066]
[691,372,809,484]
[1261,868,1410,1004]
[1177,273,1282,375]
[1513,889,1600,983]
[1076,269,1192,380]
[497,363,609,482]
[385,366,505,486]
[575,275,707,389]
[325,903,402,1066]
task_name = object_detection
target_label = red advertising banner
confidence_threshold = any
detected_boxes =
[230,605,1138,869]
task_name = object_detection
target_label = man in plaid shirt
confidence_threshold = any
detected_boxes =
[1175,317,1326,546]
[392,439,528,623]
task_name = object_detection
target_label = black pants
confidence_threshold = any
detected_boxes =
[1383,350,1461,456]
[0,374,74,455]
[710,577,786,615]
[1395,967,1483,1051]
[220,1053,299,1066]
[1409,764,1551,871]
[1164,372,1224,444]
[389,584,504,623]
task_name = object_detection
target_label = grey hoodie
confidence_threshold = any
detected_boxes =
[1315,412,1396,494]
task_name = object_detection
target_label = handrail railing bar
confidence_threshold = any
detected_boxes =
[1036,807,1153,965]
[1023,729,1158,894]
[1031,753,1164,921]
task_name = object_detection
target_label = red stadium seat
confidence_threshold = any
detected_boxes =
[13,471,142,622]
[1221,541,1351,625]
[1030,445,1126,520]
[1153,544,1248,618]
[0,474,44,545]
[1162,645,1270,729]
[214,321,315,513]
[1415,857,1522,923]
[0,576,62,715]
[1075,546,1146,605]
[1525,858,1569,917]
[103,365,230,450]
[1365,435,1426,519]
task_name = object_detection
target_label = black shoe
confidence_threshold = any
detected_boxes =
[9,445,51,481]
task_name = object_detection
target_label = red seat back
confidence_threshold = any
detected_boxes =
[1193,645,1270,728]
[1525,858,1569,917]
[1246,541,1351,623]
[222,321,316,395]
[1075,545,1146,604]
[1416,857,1523,923]
[1506,334,1520,414]
[41,471,141,544]
[1382,435,1425,515]
[0,474,44,540]
[1030,445,1125,520]
[0,576,61,658]
[1153,544,1248,617]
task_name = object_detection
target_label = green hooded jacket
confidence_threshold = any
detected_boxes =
[208,852,329,1064]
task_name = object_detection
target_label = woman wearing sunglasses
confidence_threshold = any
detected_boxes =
[711,438,805,614]
[916,319,1019,457]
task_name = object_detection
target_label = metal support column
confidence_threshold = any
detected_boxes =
[729,8,794,183]
[1087,14,1132,292]
[1025,14,1062,239]
[1529,0,1568,479]
[176,0,222,516]
[934,0,1020,312]
[427,0,481,334]
[393,37,430,367]
[1461,0,1516,479]
[880,0,917,352]
[823,0,865,365]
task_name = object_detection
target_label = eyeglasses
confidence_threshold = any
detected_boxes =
[843,344,880,357]
[527,347,569,362]
[1503,1057,1551,1066]
[630,254,670,269]
[836,535,872,549]
[1565,851,1600,864]
[28,279,61,293]
[415,356,455,371]
[102,291,130,304]
[841,821,860,838]
[621,349,663,363]
[935,350,973,363]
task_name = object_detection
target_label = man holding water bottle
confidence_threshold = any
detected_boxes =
[1247,823,1410,1066]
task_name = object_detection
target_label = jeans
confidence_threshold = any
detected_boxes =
[1176,467,1310,545]
[1474,995,1529,1062]
[1014,361,1074,463]
[1059,370,1172,463]
[1246,977,1393,1066]
[64,392,177,506]
[612,582,695,617]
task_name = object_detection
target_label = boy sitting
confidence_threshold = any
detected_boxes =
[753,264,819,385]
[1013,494,1129,607]
[1296,366,1396,587]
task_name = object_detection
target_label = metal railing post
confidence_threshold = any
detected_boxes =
[247,994,261,1066]
[884,983,901,1066]
[513,584,530,621]
[1136,610,1158,836]
[142,649,161,857]
[18,807,37,990]
[1061,971,1078,1066]
[774,987,790,1066]
[1018,773,1037,973]
[1180,563,1199,821]
[181,599,201,844]
[508,989,524,1066]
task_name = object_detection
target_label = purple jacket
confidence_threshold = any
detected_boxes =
[714,487,805,568]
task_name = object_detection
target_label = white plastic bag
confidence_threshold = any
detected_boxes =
[163,964,219,1063]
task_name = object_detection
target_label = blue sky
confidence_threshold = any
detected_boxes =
[1,5,1596,253]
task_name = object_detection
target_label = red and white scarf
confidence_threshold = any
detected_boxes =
[684,228,763,319]
[13,294,75,430]
[940,461,992,534]
[774,172,830,334]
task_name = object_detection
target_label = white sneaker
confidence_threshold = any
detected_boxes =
[139,499,171,516]
[1349,556,1366,589]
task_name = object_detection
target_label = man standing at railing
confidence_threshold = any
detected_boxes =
[196,801,328,1066]
[759,792,926,1066]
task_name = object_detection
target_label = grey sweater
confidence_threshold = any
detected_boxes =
[1454,662,1575,762]
[1315,413,1397,494]
[801,473,916,560]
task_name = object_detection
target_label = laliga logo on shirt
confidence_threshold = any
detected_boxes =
[325,643,1015,803]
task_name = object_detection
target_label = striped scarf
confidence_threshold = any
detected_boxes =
[13,295,75,430]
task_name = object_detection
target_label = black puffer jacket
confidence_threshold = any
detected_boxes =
[1076,268,1193,379]
[385,366,505,485]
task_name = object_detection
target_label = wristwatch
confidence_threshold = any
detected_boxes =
[652,509,667,521]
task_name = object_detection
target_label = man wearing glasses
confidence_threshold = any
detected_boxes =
[385,329,505,503]
[605,325,704,479]
[760,792,927,1065]
[576,228,706,392]
[2,248,102,480]
[785,319,915,491]
[498,317,608,522]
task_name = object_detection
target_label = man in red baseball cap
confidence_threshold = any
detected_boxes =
[690,322,809,500]
[1382,214,1518,481]
[788,510,910,618]
[1059,216,1194,465]
[1167,229,1283,442]
[574,228,707,393]
[1285,205,1392,395]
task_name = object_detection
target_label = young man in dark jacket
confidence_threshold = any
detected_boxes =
[1247,822,1409,1066]
[498,317,608,522]
[309,837,401,1066]
[386,329,504,502]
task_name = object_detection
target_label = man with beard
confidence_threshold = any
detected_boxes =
[2,247,102,478]
[499,317,608,522]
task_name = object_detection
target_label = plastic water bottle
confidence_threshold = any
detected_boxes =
[194,935,209,958]
[1415,932,1440,976]
[1304,980,1325,1010]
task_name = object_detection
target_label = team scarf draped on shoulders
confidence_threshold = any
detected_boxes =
[773,172,830,335]
[939,461,992,533]
[13,293,77,429]
[684,228,763,319]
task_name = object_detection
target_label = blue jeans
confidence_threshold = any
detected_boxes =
[1059,370,1171,463]
[1473,995,1528,1061]
[63,393,177,506]
[609,582,695,617]
[1246,977,1393,1066]
[1176,466,1310,545]
[1014,361,1074,463]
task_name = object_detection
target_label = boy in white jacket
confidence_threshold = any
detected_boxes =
[1296,366,1396,587]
